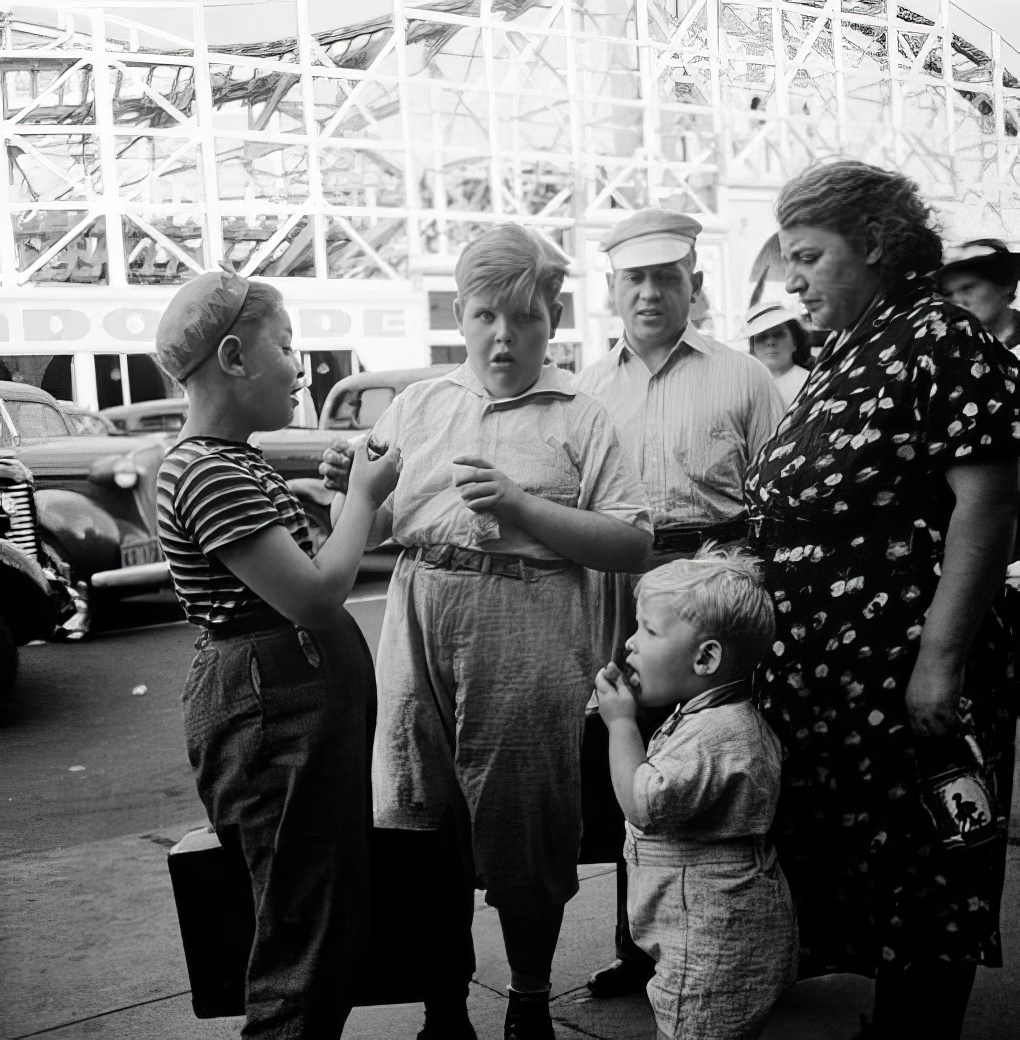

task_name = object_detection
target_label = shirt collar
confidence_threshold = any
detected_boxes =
[443,360,577,404]
[657,678,752,736]
[616,323,708,369]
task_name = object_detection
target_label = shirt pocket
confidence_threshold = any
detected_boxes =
[515,438,581,508]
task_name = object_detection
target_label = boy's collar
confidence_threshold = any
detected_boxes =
[660,678,751,730]
[444,361,577,403]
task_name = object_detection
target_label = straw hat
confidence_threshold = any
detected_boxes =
[737,301,803,339]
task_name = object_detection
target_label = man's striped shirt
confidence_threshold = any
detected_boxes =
[156,436,312,627]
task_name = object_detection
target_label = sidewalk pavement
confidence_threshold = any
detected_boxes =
[2,812,1019,1040]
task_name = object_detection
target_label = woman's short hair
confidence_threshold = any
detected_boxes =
[636,548,776,669]
[775,159,943,287]
[749,318,813,368]
[455,223,568,312]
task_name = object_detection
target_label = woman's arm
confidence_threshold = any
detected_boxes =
[452,455,651,571]
[216,443,400,631]
[907,459,1019,737]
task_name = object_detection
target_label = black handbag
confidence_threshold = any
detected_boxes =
[168,823,463,1017]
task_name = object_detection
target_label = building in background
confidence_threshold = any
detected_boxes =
[1,0,1018,406]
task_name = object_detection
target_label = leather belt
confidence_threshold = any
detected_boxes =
[202,610,289,640]
[415,543,567,580]
[653,519,749,553]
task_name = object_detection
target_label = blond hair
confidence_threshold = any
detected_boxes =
[454,223,568,312]
[636,547,776,671]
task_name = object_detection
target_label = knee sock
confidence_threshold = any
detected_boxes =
[498,906,564,994]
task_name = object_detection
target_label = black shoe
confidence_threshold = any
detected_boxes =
[586,958,654,999]
[504,990,554,1040]
[417,1000,477,1040]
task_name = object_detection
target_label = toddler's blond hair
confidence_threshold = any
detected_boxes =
[636,547,776,671]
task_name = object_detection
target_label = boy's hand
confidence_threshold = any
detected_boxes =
[451,455,526,518]
[595,661,638,724]
[347,441,401,509]
[319,437,354,493]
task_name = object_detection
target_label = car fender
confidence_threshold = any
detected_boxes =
[287,477,337,510]
[0,539,61,642]
[34,488,120,577]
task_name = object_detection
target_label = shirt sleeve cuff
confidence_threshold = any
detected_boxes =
[630,760,662,830]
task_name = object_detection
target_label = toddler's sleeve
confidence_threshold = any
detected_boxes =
[631,725,715,831]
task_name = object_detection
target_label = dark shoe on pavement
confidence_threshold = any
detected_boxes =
[504,989,555,1040]
[416,1001,477,1040]
[586,958,654,999]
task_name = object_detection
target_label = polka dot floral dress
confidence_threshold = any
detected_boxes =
[744,279,1020,978]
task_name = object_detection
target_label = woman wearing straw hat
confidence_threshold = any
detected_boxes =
[738,301,813,407]
[934,238,1020,357]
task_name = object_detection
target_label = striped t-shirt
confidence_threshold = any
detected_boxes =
[156,436,312,627]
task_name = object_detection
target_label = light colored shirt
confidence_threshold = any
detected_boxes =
[772,363,810,408]
[626,680,782,845]
[575,327,785,528]
[368,362,652,560]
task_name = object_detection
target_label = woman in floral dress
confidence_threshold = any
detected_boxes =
[745,160,1020,1040]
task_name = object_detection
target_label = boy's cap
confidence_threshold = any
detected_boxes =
[934,238,1020,290]
[599,209,702,270]
[155,265,251,383]
[738,301,803,339]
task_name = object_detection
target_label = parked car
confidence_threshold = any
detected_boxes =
[99,388,336,547]
[318,365,457,434]
[91,366,456,569]
[100,397,188,436]
[0,457,72,695]
[0,381,170,630]
[315,365,458,571]
[60,402,121,437]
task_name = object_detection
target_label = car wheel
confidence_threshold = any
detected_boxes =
[40,537,92,640]
[0,617,17,699]
[300,500,331,554]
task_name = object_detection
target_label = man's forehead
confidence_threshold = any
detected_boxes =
[613,258,692,277]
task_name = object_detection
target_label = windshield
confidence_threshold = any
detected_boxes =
[326,386,396,430]
[0,398,74,444]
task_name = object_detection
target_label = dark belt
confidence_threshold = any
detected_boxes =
[653,518,749,553]
[415,543,567,580]
[202,610,290,640]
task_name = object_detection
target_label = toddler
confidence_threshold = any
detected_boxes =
[595,549,796,1040]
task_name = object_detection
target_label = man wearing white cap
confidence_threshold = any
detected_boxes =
[934,238,1020,358]
[577,208,784,999]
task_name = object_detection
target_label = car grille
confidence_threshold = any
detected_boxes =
[0,481,40,560]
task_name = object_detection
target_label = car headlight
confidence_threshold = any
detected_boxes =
[113,457,139,488]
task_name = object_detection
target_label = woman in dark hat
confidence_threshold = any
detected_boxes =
[744,160,1020,1039]
[935,238,1020,356]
